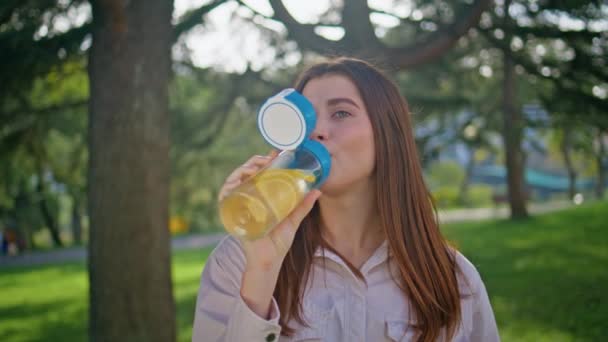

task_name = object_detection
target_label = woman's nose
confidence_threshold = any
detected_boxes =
[310,118,328,141]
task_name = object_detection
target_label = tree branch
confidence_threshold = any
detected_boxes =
[385,0,493,69]
[341,0,381,49]
[2,99,87,122]
[173,0,228,40]
[1,99,87,143]
[269,0,492,69]
[234,0,273,20]
[268,0,346,54]
[515,25,603,40]
[172,63,284,151]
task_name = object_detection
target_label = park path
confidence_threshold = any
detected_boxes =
[0,201,573,268]
[437,200,572,223]
[0,233,226,268]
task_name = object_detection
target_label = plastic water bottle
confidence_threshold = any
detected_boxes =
[219,89,331,240]
[219,140,330,240]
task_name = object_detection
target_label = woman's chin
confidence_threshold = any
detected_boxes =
[318,180,347,197]
[318,173,374,197]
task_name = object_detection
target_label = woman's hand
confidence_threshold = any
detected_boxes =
[218,150,322,318]
[219,150,321,267]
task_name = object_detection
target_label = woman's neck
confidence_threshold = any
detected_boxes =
[318,181,385,267]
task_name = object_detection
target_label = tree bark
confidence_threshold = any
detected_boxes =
[596,129,606,200]
[268,0,492,68]
[459,146,476,206]
[71,194,83,245]
[36,177,63,247]
[559,127,577,200]
[14,184,35,250]
[87,1,175,341]
[500,0,528,219]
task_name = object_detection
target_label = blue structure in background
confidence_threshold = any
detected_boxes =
[472,165,595,199]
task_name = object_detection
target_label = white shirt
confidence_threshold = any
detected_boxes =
[193,236,500,341]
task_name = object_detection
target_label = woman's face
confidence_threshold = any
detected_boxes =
[302,74,376,195]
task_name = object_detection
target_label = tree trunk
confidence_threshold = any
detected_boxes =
[10,212,32,252]
[87,0,175,341]
[459,146,476,206]
[14,185,35,250]
[71,195,83,245]
[36,178,63,247]
[560,127,577,200]
[501,19,529,219]
[596,129,606,200]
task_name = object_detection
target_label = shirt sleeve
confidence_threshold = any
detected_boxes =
[470,278,500,342]
[454,251,500,342]
[192,236,282,342]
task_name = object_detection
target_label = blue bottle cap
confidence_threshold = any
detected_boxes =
[299,140,332,187]
[257,88,316,151]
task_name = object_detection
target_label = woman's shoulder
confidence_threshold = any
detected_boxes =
[450,249,484,296]
[212,234,243,252]
[207,235,246,270]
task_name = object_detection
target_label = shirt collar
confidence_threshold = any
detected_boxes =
[313,239,391,273]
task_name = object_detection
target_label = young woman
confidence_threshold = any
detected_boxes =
[193,57,499,342]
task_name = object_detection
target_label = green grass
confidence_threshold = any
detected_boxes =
[443,201,608,341]
[1,202,607,341]
[0,248,213,342]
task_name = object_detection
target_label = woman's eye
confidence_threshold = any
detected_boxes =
[333,110,351,119]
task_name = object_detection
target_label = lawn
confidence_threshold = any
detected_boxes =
[0,248,213,342]
[443,201,608,341]
[1,201,606,341]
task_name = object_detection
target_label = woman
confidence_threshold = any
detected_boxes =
[193,57,499,341]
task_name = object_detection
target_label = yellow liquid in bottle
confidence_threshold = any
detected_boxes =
[219,168,316,240]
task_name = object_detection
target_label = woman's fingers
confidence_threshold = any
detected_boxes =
[218,166,259,201]
[224,151,279,187]
[218,154,277,202]
[269,189,322,255]
[267,149,279,159]
[225,156,271,182]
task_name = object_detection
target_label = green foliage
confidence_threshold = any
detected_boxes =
[2,0,606,240]
[432,184,491,209]
[2,57,291,242]
[427,161,497,209]
[392,36,510,166]
[433,183,495,209]
[0,1,90,99]
[427,160,465,189]
[0,60,88,247]
[545,127,596,179]
[467,184,494,207]
[432,186,460,208]
[169,69,283,232]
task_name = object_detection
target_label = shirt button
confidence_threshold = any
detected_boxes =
[265,333,276,341]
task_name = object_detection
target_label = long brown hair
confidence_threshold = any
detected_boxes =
[274,57,461,341]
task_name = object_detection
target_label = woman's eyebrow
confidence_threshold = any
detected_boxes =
[327,97,360,109]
